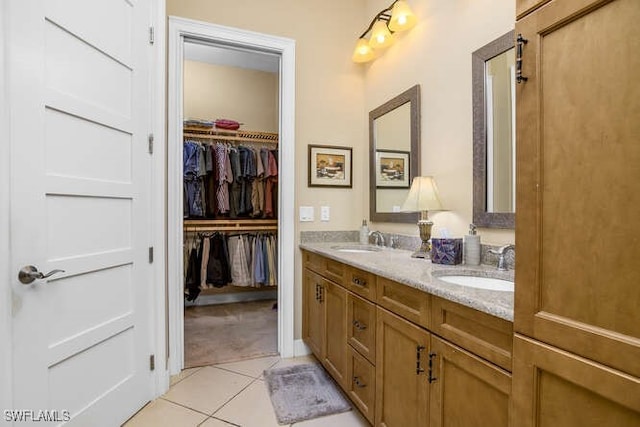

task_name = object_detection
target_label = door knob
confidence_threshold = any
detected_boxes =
[18,265,65,285]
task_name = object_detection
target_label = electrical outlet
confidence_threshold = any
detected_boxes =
[320,206,330,221]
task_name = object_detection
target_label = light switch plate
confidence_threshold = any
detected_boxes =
[299,206,314,222]
[320,206,330,221]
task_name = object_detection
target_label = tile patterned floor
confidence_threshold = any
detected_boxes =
[124,355,369,427]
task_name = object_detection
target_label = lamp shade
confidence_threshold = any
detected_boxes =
[401,176,444,212]
[388,0,417,32]
[352,38,376,63]
[369,19,394,49]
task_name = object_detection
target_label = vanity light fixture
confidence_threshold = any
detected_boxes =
[352,0,417,63]
[400,176,444,259]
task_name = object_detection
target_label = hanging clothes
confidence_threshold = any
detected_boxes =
[215,143,233,215]
[264,150,278,218]
[228,234,252,287]
[205,233,231,288]
[184,238,202,301]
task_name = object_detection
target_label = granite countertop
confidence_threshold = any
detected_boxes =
[299,242,514,322]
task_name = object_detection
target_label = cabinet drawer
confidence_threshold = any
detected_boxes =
[303,250,325,274]
[325,258,345,286]
[376,276,431,329]
[347,346,376,424]
[431,296,513,372]
[302,250,345,285]
[347,293,376,364]
[345,266,376,301]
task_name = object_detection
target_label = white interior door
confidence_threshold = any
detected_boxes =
[8,0,154,425]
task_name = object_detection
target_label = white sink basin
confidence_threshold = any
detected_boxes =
[437,275,514,292]
[331,245,383,253]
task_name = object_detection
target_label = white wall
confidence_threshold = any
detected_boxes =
[183,61,279,132]
[364,0,516,246]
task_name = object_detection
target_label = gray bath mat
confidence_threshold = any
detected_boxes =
[263,363,351,425]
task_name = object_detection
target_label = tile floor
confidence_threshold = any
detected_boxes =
[124,355,369,427]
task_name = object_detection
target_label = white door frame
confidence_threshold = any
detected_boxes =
[167,17,296,375]
[0,0,14,411]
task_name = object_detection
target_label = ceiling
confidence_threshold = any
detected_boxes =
[184,40,280,73]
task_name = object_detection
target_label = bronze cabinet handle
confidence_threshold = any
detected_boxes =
[516,33,528,83]
[352,320,367,330]
[353,376,367,388]
[416,345,426,375]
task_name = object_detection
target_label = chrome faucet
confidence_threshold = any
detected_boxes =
[489,244,515,271]
[369,231,386,247]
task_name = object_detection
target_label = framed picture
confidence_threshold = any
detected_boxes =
[308,145,353,188]
[375,150,410,188]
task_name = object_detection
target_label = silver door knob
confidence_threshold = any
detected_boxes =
[18,265,65,285]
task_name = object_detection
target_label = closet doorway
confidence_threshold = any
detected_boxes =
[167,18,296,376]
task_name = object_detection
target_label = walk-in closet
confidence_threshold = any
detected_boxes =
[181,40,280,368]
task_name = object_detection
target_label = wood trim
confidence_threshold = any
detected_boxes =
[183,219,278,232]
[183,127,278,144]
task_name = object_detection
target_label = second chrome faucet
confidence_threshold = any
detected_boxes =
[489,244,515,271]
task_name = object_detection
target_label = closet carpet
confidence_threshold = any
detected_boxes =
[184,299,278,368]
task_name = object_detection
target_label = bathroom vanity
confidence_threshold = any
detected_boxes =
[300,243,514,427]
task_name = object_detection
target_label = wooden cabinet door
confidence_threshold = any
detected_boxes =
[303,269,325,359]
[515,0,640,378]
[375,307,429,427]
[512,335,640,426]
[323,280,348,388]
[429,336,511,427]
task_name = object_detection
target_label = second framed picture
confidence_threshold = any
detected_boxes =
[375,149,410,188]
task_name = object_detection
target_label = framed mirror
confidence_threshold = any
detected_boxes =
[369,85,420,223]
[472,31,515,228]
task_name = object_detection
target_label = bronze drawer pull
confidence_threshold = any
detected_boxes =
[352,320,368,330]
[352,277,367,287]
[353,376,367,388]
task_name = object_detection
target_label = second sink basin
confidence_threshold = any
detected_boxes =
[437,275,514,292]
[331,244,383,253]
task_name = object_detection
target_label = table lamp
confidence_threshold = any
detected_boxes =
[401,176,444,258]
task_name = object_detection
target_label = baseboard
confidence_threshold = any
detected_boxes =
[293,339,311,357]
[184,289,277,307]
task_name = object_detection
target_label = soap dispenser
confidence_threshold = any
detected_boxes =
[464,224,481,265]
[360,219,370,245]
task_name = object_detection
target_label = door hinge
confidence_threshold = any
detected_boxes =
[148,247,154,264]
[148,133,154,154]
[149,26,155,45]
[149,354,155,371]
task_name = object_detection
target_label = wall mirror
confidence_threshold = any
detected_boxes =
[472,31,515,228]
[369,85,420,223]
